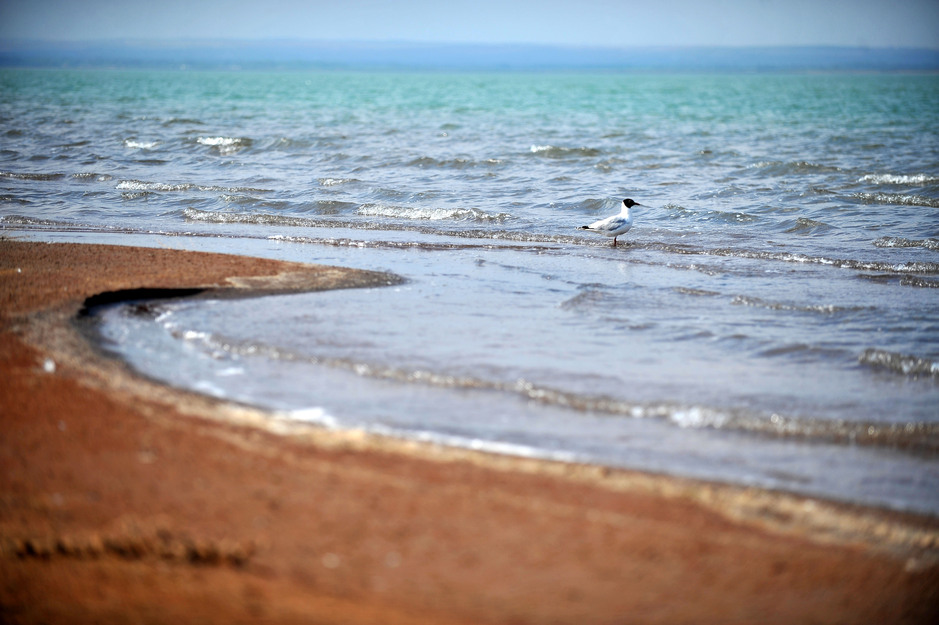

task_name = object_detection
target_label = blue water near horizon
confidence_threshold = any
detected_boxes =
[2,68,938,514]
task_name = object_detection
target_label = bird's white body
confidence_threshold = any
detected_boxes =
[581,199,639,246]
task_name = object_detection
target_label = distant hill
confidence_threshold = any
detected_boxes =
[1,39,937,71]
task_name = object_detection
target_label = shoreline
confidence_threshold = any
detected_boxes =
[2,239,938,623]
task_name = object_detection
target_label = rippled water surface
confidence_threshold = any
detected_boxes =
[2,69,938,513]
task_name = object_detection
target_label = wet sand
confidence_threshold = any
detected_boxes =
[1,239,938,624]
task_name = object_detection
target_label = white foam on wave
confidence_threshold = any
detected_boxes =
[183,207,316,227]
[197,136,241,146]
[319,177,355,187]
[119,180,271,195]
[529,144,601,157]
[369,424,581,463]
[197,136,249,155]
[117,180,194,192]
[279,407,340,429]
[123,139,159,149]
[859,173,939,185]
[192,379,228,397]
[357,204,508,222]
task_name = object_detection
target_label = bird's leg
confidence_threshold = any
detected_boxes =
[612,237,617,247]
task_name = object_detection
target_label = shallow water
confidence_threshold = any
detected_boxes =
[2,69,938,513]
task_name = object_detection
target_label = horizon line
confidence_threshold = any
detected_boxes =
[2,38,938,52]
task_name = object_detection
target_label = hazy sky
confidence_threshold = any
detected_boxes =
[1,0,937,49]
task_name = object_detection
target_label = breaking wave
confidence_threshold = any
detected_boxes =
[357,204,510,222]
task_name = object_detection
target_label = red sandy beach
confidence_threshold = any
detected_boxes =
[1,239,937,624]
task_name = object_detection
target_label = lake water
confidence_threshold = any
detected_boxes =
[2,68,938,513]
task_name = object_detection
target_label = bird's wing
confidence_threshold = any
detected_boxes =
[588,215,623,230]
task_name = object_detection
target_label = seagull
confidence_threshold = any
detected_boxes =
[580,198,640,247]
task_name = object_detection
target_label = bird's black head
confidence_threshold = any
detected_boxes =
[623,198,641,207]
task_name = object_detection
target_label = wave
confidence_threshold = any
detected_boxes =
[407,156,505,169]
[306,200,358,215]
[123,139,159,149]
[161,117,204,126]
[859,349,939,379]
[220,194,290,210]
[159,325,939,453]
[564,286,797,321]
[0,214,72,227]
[357,204,510,222]
[121,190,157,200]
[0,171,65,181]
[197,136,247,146]
[899,276,939,288]
[364,424,581,464]
[673,287,722,297]
[873,237,939,252]
[711,250,939,274]
[859,173,939,185]
[559,289,610,311]
[730,295,867,315]
[117,180,195,192]
[71,172,114,182]
[747,160,843,175]
[852,192,939,208]
[318,177,359,187]
[641,242,939,275]
[116,179,272,193]
[177,211,939,275]
[267,234,484,251]
[529,144,602,158]
[665,204,758,224]
[783,217,833,234]
[853,273,939,289]
[196,136,252,155]
[184,208,319,228]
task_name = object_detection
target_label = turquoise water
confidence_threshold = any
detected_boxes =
[2,69,938,513]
